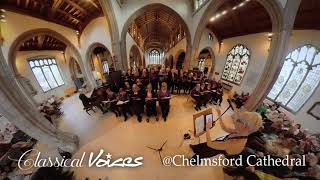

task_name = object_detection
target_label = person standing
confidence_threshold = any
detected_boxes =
[145,84,158,122]
[158,82,171,122]
[150,68,159,91]
[106,87,121,117]
[191,84,202,111]
[118,88,132,121]
[131,84,144,122]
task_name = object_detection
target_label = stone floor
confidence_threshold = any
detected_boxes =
[43,93,234,180]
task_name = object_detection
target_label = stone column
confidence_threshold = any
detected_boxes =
[0,51,79,153]
[185,43,193,70]
[244,0,302,111]
[112,40,125,70]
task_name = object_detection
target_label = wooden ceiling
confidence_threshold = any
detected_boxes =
[207,0,320,41]
[128,8,185,50]
[294,0,320,30]
[0,0,102,32]
[19,35,66,51]
[207,0,272,42]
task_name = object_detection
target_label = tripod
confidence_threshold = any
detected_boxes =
[146,140,167,164]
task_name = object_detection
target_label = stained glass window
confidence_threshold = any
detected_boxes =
[195,0,207,10]
[221,44,250,84]
[29,58,64,92]
[102,61,109,74]
[209,33,213,41]
[198,58,205,72]
[268,45,320,112]
[149,49,161,64]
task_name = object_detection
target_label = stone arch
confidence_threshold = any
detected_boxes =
[69,57,84,90]
[8,28,90,105]
[120,3,192,70]
[129,45,143,68]
[197,47,215,77]
[175,50,186,70]
[1,37,79,153]
[85,42,113,87]
[192,0,285,110]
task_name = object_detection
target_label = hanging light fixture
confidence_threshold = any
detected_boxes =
[0,9,6,23]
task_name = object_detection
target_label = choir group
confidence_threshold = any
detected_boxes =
[79,66,224,122]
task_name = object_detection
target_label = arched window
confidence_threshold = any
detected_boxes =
[222,44,250,84]
[208,33,213,41]
[29,58,64,92]
[198,58,205,72]
[268,45,320,112]
[195,0,207,10]
[102,61,109,74]
[149,49,161,64]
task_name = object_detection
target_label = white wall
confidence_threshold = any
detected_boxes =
[80,17,113,58]
[15,50,75,103]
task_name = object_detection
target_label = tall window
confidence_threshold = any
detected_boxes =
[268,45,320,112]
[222,44,250,85]
[208,33,213,41]
[195,0,207,10]
[29,58,64,92]
[149,49,161,64]
[198,58,205,72]
[102,61,109,74]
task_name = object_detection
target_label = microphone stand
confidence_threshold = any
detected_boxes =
[146,140,167,165]
[214,99,235,123]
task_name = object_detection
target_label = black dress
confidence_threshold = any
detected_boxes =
[131,91,144,122]
[145,90,158,120]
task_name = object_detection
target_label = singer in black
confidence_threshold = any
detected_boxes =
[106,87,121,117]
[131,84,144,122]
[200,83,209,108]
[145,84,158,122]
[118,88,132,121]
[191,84,202,111]
[158,82,171,122]
[150,68,159,91]
[215,80,224,106]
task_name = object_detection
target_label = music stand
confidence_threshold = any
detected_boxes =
[146,140,167,165]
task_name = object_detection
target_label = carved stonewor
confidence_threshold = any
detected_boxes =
[17,75,37,96]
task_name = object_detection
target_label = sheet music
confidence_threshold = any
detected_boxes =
[195,115,205,135]
[116,100,129,105]
[206,114,214,124]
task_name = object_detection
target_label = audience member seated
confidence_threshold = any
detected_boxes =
[223,102,320,179]
[79,89,107,114]
[233,92,250,109]
[0,122,37,177]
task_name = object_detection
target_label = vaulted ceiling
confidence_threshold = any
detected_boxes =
[128,8,186,51]
[294,0,320,30]
[207,0,320,42]
[19,34,66,51]
[0,0,103,32]
[206,0,272,42]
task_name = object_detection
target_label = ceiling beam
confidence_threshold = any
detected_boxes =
[50,0,64,18]
[64,0,88,15]
[56,9,82,23]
